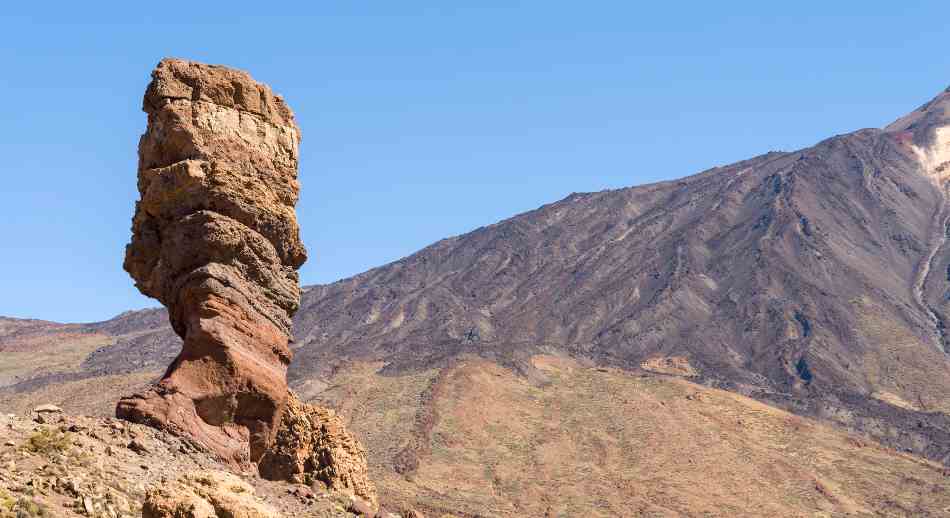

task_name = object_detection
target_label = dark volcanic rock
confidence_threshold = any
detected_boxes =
[81,328,180,375]
[295,132,942,391]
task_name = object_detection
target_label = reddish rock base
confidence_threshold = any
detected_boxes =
[117,58,376,501]
[116,289,292,466]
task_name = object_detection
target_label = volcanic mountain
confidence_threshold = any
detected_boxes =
[296,85,950,463]
[6,87,950,514]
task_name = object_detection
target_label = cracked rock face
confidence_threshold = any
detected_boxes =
[117,58,306,467]
[259,393,378,506]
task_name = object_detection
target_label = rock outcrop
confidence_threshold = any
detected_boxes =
[143,471,279,518]
[117,59,375,502]
[0,412,375,517]
[118,58,305,468]
[259,393,377,506]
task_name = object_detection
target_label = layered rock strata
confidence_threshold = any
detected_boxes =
[118,58,305,467]
[118,60,374,502]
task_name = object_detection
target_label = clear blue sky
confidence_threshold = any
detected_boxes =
[1,2,948,323]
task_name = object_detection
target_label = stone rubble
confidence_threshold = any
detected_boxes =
[0,411,382,517]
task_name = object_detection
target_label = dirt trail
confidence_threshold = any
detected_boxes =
[913,182,950,352]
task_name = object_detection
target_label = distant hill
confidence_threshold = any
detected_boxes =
[6,87,950,514]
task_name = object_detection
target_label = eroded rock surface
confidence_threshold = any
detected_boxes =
[117,58,306,468]
[143,471,279,518]
[116,60,375,502]
[0,412,371,517]
[259,394,378,506]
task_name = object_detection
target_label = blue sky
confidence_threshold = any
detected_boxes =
[1,1,948,322]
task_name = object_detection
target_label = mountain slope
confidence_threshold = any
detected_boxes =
[285,88,950,463]
[5,363,950,517]
[313,355,950,517]
[6,88,950,512]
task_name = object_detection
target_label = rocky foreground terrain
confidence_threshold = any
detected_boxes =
[4,363,950,516]
[0,406,404,517]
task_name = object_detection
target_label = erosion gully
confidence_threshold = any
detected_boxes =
[913,181,950,352]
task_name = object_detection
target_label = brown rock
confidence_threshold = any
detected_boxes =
[115,58,375,498]
[127,439,150,455]
[142,470,278,518]
[347,497,375,516]
[116,58,305,467]
[259,393,377,506]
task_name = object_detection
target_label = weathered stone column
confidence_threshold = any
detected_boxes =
[119,59,377,506]
[118,58,306,466]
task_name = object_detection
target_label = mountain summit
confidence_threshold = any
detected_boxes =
[886,86,950,182]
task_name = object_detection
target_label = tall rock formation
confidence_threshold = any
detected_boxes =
[119,57,305,466]
[117,59,375,504]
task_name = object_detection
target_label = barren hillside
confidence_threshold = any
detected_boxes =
[6,87,950,515]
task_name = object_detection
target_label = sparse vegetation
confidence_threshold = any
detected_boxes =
[311,356,950,516]
[0,412,371,517]
[12,497,48,517]
[0,489,15,518]
[23,428,71,456]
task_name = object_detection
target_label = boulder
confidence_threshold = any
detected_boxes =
[142,470,278,518]
[258,393,377,506]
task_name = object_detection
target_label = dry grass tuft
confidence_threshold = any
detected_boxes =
[23,428,72,456]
